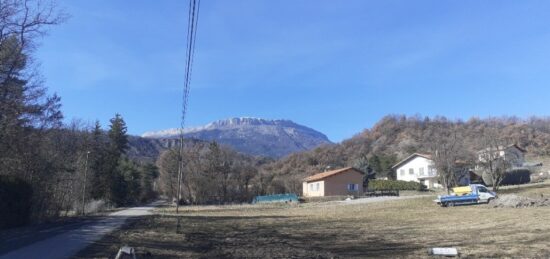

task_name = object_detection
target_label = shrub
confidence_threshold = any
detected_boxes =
[0,176,33,229]
[368,179,426,191]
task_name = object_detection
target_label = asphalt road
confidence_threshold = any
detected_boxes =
[0,202,161,259]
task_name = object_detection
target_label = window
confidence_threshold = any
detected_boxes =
[347,184,358,191]
[428,165,435,175]
[309,183,320,191]
[419,167,425,176]
[409,168,414,175]
[478,187,487,193]
[400,169,405,176]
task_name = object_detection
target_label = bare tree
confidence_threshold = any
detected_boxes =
[156,141,263,205]
[428,122,472,193]
[477,128,521,192]
[157,149,180,201]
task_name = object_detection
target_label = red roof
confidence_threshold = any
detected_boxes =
[303,167,364,182]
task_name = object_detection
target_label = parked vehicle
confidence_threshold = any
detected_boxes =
[434,184,496,207]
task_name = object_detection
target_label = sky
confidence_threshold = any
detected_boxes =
[36,0,550,142]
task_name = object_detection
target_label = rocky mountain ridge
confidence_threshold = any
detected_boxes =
[137,117,332,158]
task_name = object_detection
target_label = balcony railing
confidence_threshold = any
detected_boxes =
[418,171,437,177]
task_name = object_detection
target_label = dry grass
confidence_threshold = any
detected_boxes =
[77,184,550,258]
[499,182,550,199]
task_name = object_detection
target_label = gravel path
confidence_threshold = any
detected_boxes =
[0,201,162,259]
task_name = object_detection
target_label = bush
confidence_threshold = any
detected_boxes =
[0,176,33,229]
[368,179,426,191]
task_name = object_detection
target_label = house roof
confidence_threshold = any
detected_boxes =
[391,153,432,169]
[303,167,364,182]
[477,144,527,153]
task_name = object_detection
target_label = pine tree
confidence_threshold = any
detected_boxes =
[140,163,159,202]
[108,114,129,156]
[89,121,109,200]
[106,114,129,206]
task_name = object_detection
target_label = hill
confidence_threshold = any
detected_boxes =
[262,115,550,193]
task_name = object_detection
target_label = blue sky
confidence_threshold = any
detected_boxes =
[37,0,550,142]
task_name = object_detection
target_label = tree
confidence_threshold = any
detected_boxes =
[108,114,129,156]
[157,149,180,201]
[116,158,140,205]
[106,114,129,206]
[139,163,159,202]
[156,141,260,205]
[368,154,397,179]
[477,128,519,192]
[207,142,232,202]
[0,0,67,223]
[0,1,66,180]
[428,123,471,193]
[89,121,109,200]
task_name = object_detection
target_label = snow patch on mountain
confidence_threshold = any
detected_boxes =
[140,117,331,158]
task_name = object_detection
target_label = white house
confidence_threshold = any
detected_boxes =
[477,144,526,169]
[392,153,442,189]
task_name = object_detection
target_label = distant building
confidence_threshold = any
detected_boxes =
[477,144,526,169]
[392,153,443,189]
[302,167,364,197]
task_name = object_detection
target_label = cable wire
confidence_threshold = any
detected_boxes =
[176,0,200,213]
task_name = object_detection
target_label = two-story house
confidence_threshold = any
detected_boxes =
[392,153,442,189]
[477,144,526,169]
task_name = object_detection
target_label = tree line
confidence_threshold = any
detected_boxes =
[156,142,260,204]
[0,0,158,228]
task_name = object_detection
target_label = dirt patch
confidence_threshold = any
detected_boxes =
[491,194,550,208]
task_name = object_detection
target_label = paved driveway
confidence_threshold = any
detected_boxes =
[0,202,161,259]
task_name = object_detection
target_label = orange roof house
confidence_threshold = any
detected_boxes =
[302,167,365,197]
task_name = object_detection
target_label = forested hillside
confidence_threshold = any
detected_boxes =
[261,115,550,193]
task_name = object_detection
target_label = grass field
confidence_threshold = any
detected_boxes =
[77,184,550,258]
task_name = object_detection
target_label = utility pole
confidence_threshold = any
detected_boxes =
[176,146,183,214]
[81,151,90,215]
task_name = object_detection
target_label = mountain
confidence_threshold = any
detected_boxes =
[140,117,332,158]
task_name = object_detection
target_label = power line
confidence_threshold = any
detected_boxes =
[176,0,200,214]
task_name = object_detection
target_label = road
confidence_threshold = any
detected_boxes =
[0,202,161,259]
[337,194,432,205]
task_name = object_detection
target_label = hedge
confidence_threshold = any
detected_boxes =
[368,179,427,191]
[0,176,33,229]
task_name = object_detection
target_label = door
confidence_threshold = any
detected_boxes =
[476,186,491,202]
